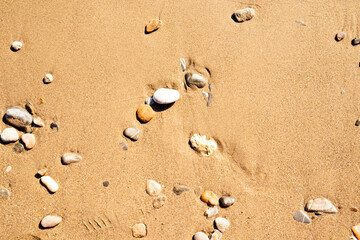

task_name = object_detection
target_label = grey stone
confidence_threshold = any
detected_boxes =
[185,73,207,88]
[4,107,32,128]
[0,187,10,198]
[153,194,167,209]
[293,210,311,224]
[219,196,235,208]
[173,184,190,195]
[123,127,140,141]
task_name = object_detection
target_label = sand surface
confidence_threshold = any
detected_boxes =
[1,0,360,239]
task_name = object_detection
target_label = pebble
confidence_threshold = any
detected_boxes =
[201,191,219,206]
[205,206,219,218]
[5,166,12,173]
[1,128,19,143]
[355,120,360,126]
[293,210,311,224]
[152,88,180,104]
[37,168,47,176]
[50,122,59,131]
[145,19,163,33]
[234,8,255,22]
[202,91,209,99]
[0,187,10,198]
[119,142,128,151]
[146,180,162,196]
[40,176,59,193]
[124,127,140,141]
[25,102,35,115]
[132,223,147,238]
[214,217,230,233]
[21,133,35,149]
[173,184,190,195]
[40,215,62,228]
[137,104,155,123]
[33,117,45,127]
[180,58,186,72]
[305,198,338,213]
[350,207,359,212]
[190,134,218,156]
[219,196,235,208]
[43,73,53,84]
[13,142,24,153]
[193,232,208,240]
[61,152,82,165]
[153,194,167,209]
[4,107,33,128]
[103,181,109,187]
[353,37,360,45]
[11,41,22,51]
[185,73,207,88]
[209,230,222,240]
[352,224,360,239]
[336,32,345,41]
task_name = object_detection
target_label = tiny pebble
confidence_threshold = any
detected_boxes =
[11,41,22,51]
[180,58,186,72]
[5,166,12,173]
[41,176,59,193]
[146,180,162,196]
[205,206,218,218]
[209,230,222,240]
[350,207,359,212]
[50,122,59,131]
[153,194,167,209]
[103,181,109,187]
[37,168,47,176]
[193,232,208,240]
[173,184,190,195]
[33,117,45,127]
[61,152,82,165]
[293,210,311,224]
[305,198,338,213]
[13,142,24,153]
[219,196,235,208]
[4,107,33,128]
[0,187,10,198]
[336,32,346,41]
[145,19,163,33]
[202,91,209,99]
[234,8,255,22]
[124,127,140,141]
[185,73,207,88]
[353,37,360,45]
[119,142,128,150]
[355,120,360,126]
[132,223,147,238]
[201,191,219,206]
[21,133,36,149]
[25,102,35,115]
[1,128,19,143]
[43,73,53,84]
[214,217,230,233]
[152,88,180,104]
[40,215,62,228]
[137,104,155,123]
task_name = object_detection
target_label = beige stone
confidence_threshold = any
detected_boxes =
[132,223,147,238]
[146,180,161,196]
[145,19,163,33]
[21,133,35,149]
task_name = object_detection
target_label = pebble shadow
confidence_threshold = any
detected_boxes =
[150,102,174,112]
[231,13,239,23]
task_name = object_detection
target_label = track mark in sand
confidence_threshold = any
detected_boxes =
[82,213,119,239]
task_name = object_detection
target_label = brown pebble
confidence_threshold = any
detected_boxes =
[50,122,59,131]
[137,104,155,123]
[350,207,359,212]
[201,191,219,206]
[353,37,360,45]
[145,19,163,33]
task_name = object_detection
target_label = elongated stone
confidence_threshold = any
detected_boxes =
[234,8,255,22]
[173,184,190,195]
[1,128,19,143]
[305,198,337,213]
[33,117,45,127]
[40,176,59,193]
[293,210,311,224]
[352,224,360,239]
[215,217,230,233]
[146,180,161,196]
[219,196,235,208]
[185,73,207,88]
[61,153,82,165]
[40,215,62,228]
[201,191,219,206]
[124,127,140,141]
[152,88,180,104]
[4,107,32,128]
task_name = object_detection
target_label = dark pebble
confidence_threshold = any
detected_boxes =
[103,181,109,187]
[219,196,235,208]
[14,142,24,153]
[50,122,59,131]
[355,120,360,126]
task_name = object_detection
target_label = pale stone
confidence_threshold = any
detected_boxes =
[41,176,59,193]
[145,19,163,33]
[21,133,35,149]
[33,117,45,127]
[132,223,147,238]
[11,41,22,51]
[209,230,222,240]
[5,166,12,173]
[4,107,32,128]
[153,194,167,209]
[0,187,10,198]
[305,198,338,213]
[293,210,311,224]
[190,134,217,156]
[193,232,208,240]
[152,88,180,104]
[234,8,255,22]
[1,128,19,143]
[336,32,345,41]
[43,73,53,84]
[185,73,207,88]
[205,206,218,218]
[215,217,230,233]
[37,169,47,176]
[146,180,161,196]
[173,184,190,195]
[40,215,62,228]
[124,127,140,141]
[61,153,82,165]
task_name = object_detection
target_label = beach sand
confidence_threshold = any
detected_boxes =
[1,0,360,239]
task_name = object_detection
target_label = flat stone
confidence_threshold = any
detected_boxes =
[234,8,255,22]
[13,142,24,153]
[146,180,161,196]
[137,104,155,123]
[152,88,180,104]
[153,194,167,209]
[293,210,311,224]
[215,217,230,233]
[201,191,219,206]
[40,215,62,228]
[205,206,218,218]
[219,196,235,208]
[145,19,163,33]
[132,223,147,238]
[209,230,222,240]
[4,107,32,128]
[180,58,186,72]
[336,32,345,41]
[21,133,35,149]
[1,128,19,143]
[124,127,140,141]
[185,73,207,88]
[41,176,59,193]
[305,198,338,213]
[0,187,10,198]
[33,117,45,127]
[43,73,53,84]
[193,232,208,240]
[61,153,82,165]
[11,41,22,51]
[173,184,190,195]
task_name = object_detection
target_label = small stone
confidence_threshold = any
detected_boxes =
[13,142,24,153]
[336,32,346,41]
[11,41,22,51]
[137,104,155,123]
[202,91,209,99]
[5,166,12,173]
[50,122,59,131]
[180,58,186,72]
[201,191,219,206]
[214,217,230,233]
[40,176,59,193]
[21,133,36,149]
[219,196,235,208]
[103,181,109,187]
[124,127,140,141]
[119,142,128,150]
[40,215,62,228]
[33,117,45,127]
[1,128,19,143]
[350,207,359,212]
[61,153,82,165]
[43,73,53,84]
[355,120,360,126]
[146,180,162,196]
[153,194,167,209]
[193,232,208,240]
[145,19,163,33]
[37,168,47,176]
[25,102,35,115]
[4,107,33,128]
[190,134,217,156]
[0,187,10,198]
[209,230,222,240]
[152,88,180,104]
[353,37,360,45]
[173,184,190,195]
[205,206,219,218]
[185,73,207,88]
[305,198,338,213]
[352,224,360,239]
[293,210,311,224]
[132,223,147,238]
[234,8,255,22]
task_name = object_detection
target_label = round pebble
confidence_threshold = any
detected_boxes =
[132,223,147,238]
[153,195,167,209]
[124,127,140,141]
[215,217,230,233]
[0,187,10,198]
[193,232,208,240]
[336,32,345,41]
[13,142,24,153]
[11,41,22,51]
[1,128,19,143]
[185,73,207,88]
[145,19,163,33]
[146,180,162,196]
[234,8,255,22]
[33,117,45,127]
[103,181,109,187]
[4,107,33,128]
[40,215,62,228]
[152,88,180,104]
[43,73,53,84]
[209,230,222,240]
[137,104,155,123]
[61,153,82,165]
[201,191,219,206]
[173,184,190,195]
[219,196,235,208]
[40,176,59,193]
[21,133,35,149]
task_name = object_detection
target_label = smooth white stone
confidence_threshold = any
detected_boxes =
[11,41,22,51]
[5,107,33,128]
[190,134,217,156]
[124,127,140,141]
[205,206,219,218]
[40,215,62,228]
[234,8,255,22]
[1,128,19,143]
[193,232,208,240]
[185,73,207,88]
[305,198,338,213]
[33,116,45,127]
[61,153,82,165]
[215,217,230,233]
[41,176,59,193]
[43,73,53,83]
[152,88,180,104]
[146,180,162,196]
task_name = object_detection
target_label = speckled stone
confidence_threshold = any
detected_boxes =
[4,107,32,128]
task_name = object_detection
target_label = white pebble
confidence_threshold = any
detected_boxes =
[40,215,62,228]
[152,88,180,104]
[209,230,222,240]
[41,176,59,193]
[21,133,35,149]
[1,128,19,143]
[215,217,230,233]
[190,133,217,156]
[61,153,82,165]
[193,232,208,240]
[305,198,337,213]
[202,91,209,99]
[146,180,162,196]
[5,166,12,173]
[33,116,45,127]
[11,41,22,51]
[43,73,53,84]
[234,8,255,22]
[205,206,219,218]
